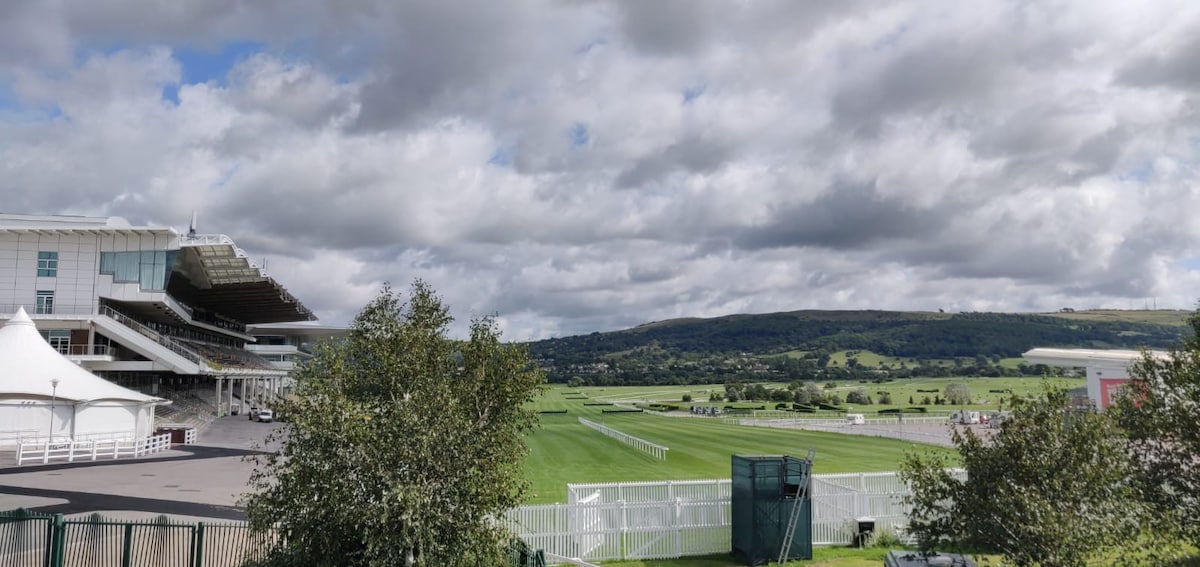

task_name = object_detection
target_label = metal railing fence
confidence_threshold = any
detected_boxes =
[577,418,668,460]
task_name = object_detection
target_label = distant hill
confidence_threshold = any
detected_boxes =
[526,309,1191,385]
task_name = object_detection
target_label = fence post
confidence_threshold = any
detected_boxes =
[49,514,66,567]
[192,522,205,567]
[121,523,134,567]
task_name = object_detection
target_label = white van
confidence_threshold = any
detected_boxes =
[846,413,865,425]
[951,410,981,425]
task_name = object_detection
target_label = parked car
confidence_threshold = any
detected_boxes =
[255,409,274,423]
[845,413,866,425]
[248,407,260,421]
[988,411,1012,429]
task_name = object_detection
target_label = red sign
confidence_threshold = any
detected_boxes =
[1099,378,1130,409]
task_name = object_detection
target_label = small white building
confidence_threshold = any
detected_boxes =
[1022,347,1169,410]
[0,307,164,447]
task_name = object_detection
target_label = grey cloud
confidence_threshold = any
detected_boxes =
[1117,32,1200,89]
[734,180,947,251]
[613,135,732,188]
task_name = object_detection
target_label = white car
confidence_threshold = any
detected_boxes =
[253,409,274,423]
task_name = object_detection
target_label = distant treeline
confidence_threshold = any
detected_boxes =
[526,311,1186,385]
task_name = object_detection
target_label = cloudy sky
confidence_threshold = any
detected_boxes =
[3,1,1200,339]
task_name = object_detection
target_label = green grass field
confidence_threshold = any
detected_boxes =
[585,377,1085,413]
[522,378,1083,503]
[522,385,963,504]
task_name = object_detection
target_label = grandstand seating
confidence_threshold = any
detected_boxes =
[182,340,277,370]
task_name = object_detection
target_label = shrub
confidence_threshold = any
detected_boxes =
[682,394,692,402]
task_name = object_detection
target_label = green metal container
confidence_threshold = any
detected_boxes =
[731,455,813,566]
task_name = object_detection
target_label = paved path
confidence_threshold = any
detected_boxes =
[0,416,280,520]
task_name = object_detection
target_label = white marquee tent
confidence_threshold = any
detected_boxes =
[0,307,166,447]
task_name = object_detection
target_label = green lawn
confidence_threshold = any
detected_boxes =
[522,386,957,504]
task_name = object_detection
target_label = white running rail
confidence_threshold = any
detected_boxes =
[578,418,668,460]
[15,433,172,466]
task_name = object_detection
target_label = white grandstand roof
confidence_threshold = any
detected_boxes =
[0,213,175,235]
[0,308,163,403]
[1023,347,1170,368]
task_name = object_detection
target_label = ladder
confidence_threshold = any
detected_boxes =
[777,448,816,566]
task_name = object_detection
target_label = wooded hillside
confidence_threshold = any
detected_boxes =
[526,310,1189,385]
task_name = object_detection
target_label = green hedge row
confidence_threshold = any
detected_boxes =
[583,402,614,406]
[877,407,930,414]
[539,410,569,414]
[602,409,643,414]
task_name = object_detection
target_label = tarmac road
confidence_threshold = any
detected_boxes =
[0,416,281,520]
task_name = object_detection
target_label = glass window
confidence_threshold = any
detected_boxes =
[37,251,58,277]
[99,250,174,290]
[36,291,54,314]
[40,330,70,353]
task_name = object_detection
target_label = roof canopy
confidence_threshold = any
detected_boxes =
[1022,347,1169,368]
[0,308,162,403]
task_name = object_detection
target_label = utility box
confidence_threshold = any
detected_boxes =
[731,454,813,565]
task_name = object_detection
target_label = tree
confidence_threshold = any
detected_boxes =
[243,282,545,567]
[902,386,1141,567]
[944,383,971,405]
[879,392,893,405]
[681,393,692,402]
[804,383,825,405]
[845,388,870,405]
[1113,307,1200,546]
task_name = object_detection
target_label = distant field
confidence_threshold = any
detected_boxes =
[822,350,961,368]
[522,384,964,504]
[567,378,1085,412]
[1041,309,1190,326]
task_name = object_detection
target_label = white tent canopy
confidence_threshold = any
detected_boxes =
[0,307,165,446]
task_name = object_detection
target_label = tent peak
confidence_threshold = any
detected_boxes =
[5,307,34,328]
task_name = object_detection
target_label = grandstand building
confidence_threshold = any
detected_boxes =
[1022,347,1169,410]
[0,213,322,425]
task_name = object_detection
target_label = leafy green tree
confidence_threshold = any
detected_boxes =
[943,383,971,405]
[902,386,1140,567]
[846,388,870,405]
[1113,308,1200,547]
[681,393,692,402]
[243,282,544,567]
[879,392,893,405]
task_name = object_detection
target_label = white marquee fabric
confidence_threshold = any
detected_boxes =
[0,307,165,446]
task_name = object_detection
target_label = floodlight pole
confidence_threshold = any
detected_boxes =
[48,378,60,441]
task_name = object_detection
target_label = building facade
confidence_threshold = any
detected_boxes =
[0,213,318,418]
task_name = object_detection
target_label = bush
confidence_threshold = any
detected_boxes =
[870,525,904,548]
[681,394,692,402]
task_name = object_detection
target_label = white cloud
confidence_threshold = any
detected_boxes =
[2,1,1200,340]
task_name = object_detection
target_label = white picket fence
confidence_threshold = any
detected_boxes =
[504,471,966,564]
[577,418,668,460]
[15,433,173,466]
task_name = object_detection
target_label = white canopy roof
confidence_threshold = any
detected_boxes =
[1023,347,1169,368]
[0,308,162,403]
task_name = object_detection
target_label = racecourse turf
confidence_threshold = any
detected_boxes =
[521,386,958,504]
